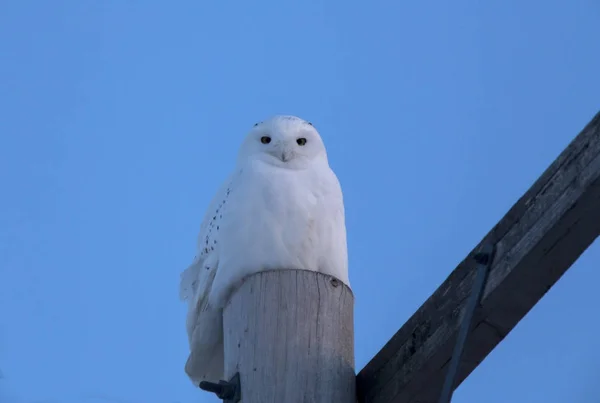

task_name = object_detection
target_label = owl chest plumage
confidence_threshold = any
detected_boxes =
[225,163,323,259]
[208,160,346,307]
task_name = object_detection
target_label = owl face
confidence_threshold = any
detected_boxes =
[238,115,328,168]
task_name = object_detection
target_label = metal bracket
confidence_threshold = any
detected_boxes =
[199,372,241,403]
[438,242,496,403]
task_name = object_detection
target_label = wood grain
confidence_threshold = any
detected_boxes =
[357,111,600,403]
[223,270,355,403]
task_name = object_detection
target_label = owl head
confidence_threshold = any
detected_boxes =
[237,115,329,169]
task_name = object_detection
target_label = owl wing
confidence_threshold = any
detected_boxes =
[179,174,233,303]
[313,169,350,287]
[179,173,235,384]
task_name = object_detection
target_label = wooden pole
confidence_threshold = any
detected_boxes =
[222,269,355,403]
[357,110,600,403]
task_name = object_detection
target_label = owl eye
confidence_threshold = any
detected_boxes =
[296,138,307,146]
[260,136,271,144]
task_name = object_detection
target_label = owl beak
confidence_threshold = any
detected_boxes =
[269,148,292,162]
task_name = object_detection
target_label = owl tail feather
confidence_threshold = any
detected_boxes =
[185,339,224,386]
[185,306,224,385]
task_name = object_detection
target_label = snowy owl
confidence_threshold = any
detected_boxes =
[179,115,349,385]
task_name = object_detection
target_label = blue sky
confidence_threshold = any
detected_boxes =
[1,1,599,402]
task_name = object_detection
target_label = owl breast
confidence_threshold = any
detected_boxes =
[208,160,347,307]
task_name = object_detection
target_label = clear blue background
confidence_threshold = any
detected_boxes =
[1,1,599,402]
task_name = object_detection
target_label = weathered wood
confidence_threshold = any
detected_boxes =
[357,111,600,403]
[223,270,355,403]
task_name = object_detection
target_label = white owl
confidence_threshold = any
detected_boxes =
[179,115,349,385]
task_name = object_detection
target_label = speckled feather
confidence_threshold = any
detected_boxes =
[179,115,349,385]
